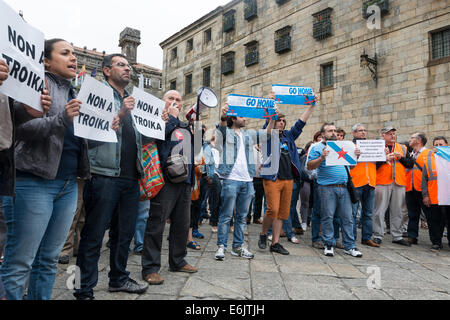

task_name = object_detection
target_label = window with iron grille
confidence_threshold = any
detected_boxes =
[185,74,193,95]
[312,8,333,40]
[245,41,259,67]
[171,47,177,60]
[321,63,334,89]
[204,28,212,43]
[221,52,235,75]
[223,10,236,33]
[170,80,177,90]
[244,0,257,21]
[431,28,450,60]
[362,0,389,19]
[275,26,291,54]
[186,39,193,52]
[203,66,211,87]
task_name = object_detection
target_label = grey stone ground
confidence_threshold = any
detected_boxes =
[52,222,450,300]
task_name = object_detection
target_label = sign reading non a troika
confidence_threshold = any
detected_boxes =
[272,84,316,106]
[227,94,278,120]
[0,0,45,111]
[325,141,357,166]
[357,140,386,162]
[74,76,117,143]
[131,87,165,140]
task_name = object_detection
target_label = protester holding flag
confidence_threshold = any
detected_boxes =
[422,137,450,252]
[0,39,90,300]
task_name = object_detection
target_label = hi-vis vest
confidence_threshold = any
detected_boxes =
[351,162,376,188]
[423,152,438,205]
[406,148,431,192]
[376,143,407,186]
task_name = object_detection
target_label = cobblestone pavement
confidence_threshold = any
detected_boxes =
[52,221,450,300]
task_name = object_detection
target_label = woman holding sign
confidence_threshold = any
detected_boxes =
[0,39,98,300]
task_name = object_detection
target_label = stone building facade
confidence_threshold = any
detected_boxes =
[160,0,450,146]
[74,27,163,98]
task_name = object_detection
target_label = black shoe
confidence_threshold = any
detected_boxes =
[392,239,411,247]
[270,243,290,255]
[373,238,382,245]
[76,296,95,300]
[58,255,70,264]
[430,244,442,252]
[108,278,148,294]
[258,234,267,250]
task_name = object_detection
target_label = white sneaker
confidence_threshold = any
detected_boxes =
[344,248,363,258]
[211,226,218,233]
[215,245,225,261]
[324,245,334,257]
[288,236,300,244]
[301,223,307,231]
[268,234,273,242]
[231,246,254,259]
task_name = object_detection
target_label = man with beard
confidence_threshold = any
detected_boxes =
[307,123,363,258]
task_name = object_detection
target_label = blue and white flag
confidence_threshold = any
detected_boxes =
[325,141,357,166]
[227,94,278,120]
[272,84,316,106]
[435,146,450,205]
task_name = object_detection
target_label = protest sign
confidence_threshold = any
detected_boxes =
[272,84,316,106]
[74,76,117,143]
[131,87,165,140]
[435,146,450,205]
[325,141,357,166]
[357,140,386,162]
[0,0,46,111]
[227,94,278,120]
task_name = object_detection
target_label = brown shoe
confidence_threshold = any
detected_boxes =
[254,219,263,225]
[294,228,304,235]
[407,237,418,245]
[144,273,164,285]
[362,239,380,248]
[174,264,198,274]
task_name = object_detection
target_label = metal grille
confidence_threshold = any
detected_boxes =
[244,0,257,21]
[431,29,450,60]
[223,10,235,33]
[321,63,334,88]
[185,74,192,95]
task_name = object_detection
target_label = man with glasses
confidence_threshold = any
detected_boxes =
[75,54,148,300]
[350,124,379,247]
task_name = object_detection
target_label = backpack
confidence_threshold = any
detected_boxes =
[139,142,165,201]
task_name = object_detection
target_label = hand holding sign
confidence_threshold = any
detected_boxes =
[0,59,9,85]
[272,85,316,106]
[65,99,82,122]
[118,96,135,120]
[227,94,277,120]
[23,89,51,118]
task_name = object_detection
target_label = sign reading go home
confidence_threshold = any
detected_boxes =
[74,76,117,143]
[227,94,278,120]
[131,87,165,140]
[272,84,316,106]
[0,0,45,111]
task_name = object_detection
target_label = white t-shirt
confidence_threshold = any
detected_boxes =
[227,132,252,182]
[211,147,220,171]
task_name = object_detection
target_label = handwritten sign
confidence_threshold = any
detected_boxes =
[227,94,278,120]
[357,140,386,162]
[272,84,316,106]
[131,87,165,140]
[0,0,45,111]
[74,76,117,143]
[325,141,357,166]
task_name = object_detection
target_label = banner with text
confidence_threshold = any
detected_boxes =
[0,0,45,111]
[272,84,316,106]
[325,141,357,166]
[131,87,165,140]
[74,76,117,143]
[227,94,278,120]
[357,140,386,162]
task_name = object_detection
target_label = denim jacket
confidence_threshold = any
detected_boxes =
[215,125,261,179]
[203,142,216,179]
[88,82,144,178]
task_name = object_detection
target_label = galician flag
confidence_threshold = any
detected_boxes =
[435,146,450,205]
[325,141,357,166]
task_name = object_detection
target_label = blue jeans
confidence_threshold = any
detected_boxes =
[75,175,139,299]
[217,180,254,249]
[0,177,77,300]
[352,185,375,242]
[134,200,150,253]
[318,185,356,250]
[311,181,322,243]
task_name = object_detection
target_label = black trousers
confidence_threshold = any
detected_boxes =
[247,178,265,222]
[141,181,191,276]
[428,205,450,246]
[209,174,222,227]
[406,190,432,240]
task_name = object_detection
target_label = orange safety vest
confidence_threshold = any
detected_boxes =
[376,143,407,186]
[423,152,439,205]
[406,148,431,192]
[351,162,377,188]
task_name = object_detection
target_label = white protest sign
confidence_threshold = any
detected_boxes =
[131,87,165,140]
[325,141,357,166]
[74,76,117,143]
[357,140,386,162]
[0,0,46,111]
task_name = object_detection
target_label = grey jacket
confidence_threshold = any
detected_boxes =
[14,72,90,180]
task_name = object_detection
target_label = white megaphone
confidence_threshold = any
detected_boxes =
[186,87,218,121]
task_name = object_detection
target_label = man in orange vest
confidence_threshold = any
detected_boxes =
[350,124,379,247]
[372,127,414,246]
[422,136,450,252]
[405,133,431,245]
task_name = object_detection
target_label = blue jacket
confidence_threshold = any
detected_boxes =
[261,119,306,181]
[88,83,144,178]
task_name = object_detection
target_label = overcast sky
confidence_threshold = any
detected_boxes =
[4,0,231,70]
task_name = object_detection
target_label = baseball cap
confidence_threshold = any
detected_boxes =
[381,126,396,134]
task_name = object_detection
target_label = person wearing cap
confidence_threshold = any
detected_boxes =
[372,127,414,246]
